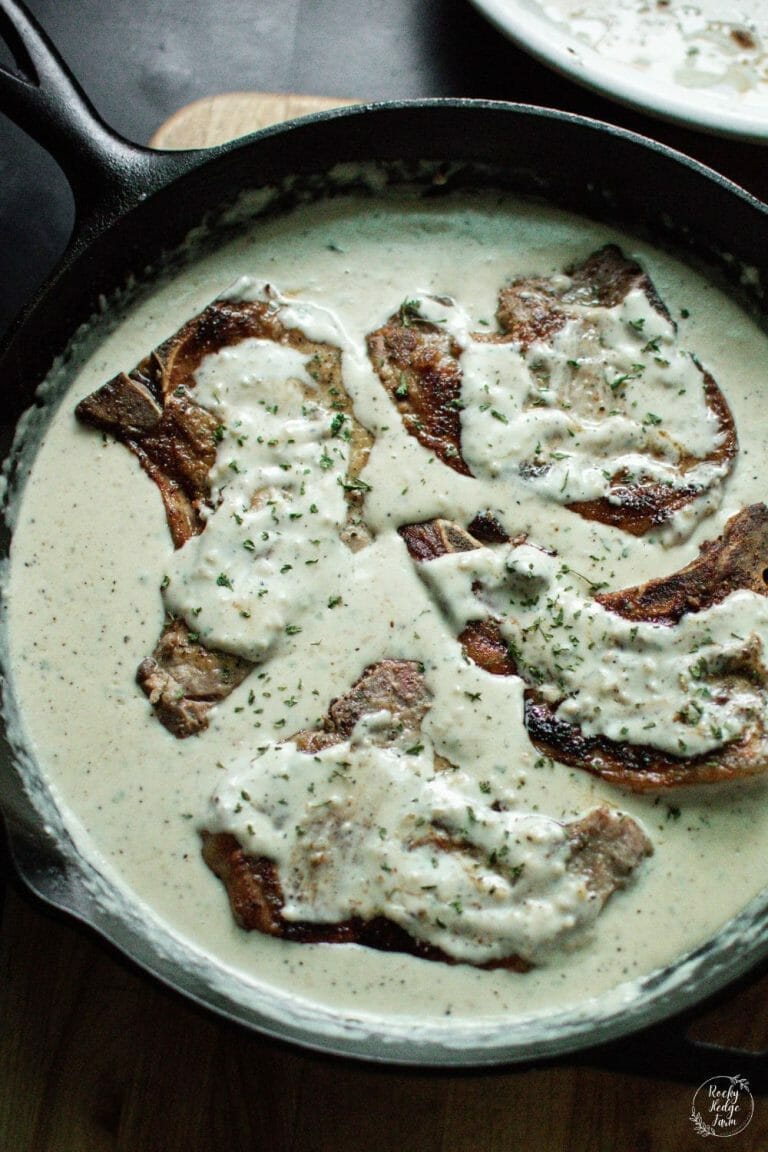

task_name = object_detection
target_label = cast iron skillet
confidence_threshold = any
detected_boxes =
[1,0,768,1074]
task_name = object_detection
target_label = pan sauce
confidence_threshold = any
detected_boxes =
[5,187,768,1033]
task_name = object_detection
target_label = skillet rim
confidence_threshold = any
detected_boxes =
[3,97,768,1068]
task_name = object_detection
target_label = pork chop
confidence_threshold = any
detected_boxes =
[77,290,374,737]
[368,246,736,536]
[400,506,768,791]
[202,659,652,967]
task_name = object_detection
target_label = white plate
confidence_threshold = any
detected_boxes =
[469,0,768,140]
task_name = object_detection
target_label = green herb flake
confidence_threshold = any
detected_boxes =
[338,476,372,493]
[399,298,422,327]
[395,373,409,400]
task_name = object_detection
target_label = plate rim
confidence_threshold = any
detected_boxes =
[469,0,768,142]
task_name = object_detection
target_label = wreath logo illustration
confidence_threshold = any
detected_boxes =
[690,1075,754,1138]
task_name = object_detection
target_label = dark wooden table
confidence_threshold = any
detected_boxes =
[2,3,768,1148]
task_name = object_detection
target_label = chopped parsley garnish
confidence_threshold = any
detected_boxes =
[338,476,372,493]
[330,412,347,437]
[399,298,422,327]
[395,374,409,400]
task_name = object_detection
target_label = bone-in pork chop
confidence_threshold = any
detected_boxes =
[202,659,652,967]
[401,506,768,791]
[77,291,373,737]
[368,246,736,536]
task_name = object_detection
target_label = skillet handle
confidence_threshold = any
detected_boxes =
[0,0,195,240]
[587,1021,768,1093]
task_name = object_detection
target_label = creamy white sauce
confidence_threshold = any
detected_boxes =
[5,187,768,1044]
[165,329,350,659]
[540,0,768,104]
[423,542,768,757]
[207,723,605,966]
[460,286,726,526]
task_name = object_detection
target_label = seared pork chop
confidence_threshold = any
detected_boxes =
[401,506,768,791]
[77,294,372,546]
[77,291,374,737]
[368,246,736,536]
[202,659,652,967]
[366,296,470,476]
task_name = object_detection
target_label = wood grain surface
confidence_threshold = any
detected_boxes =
[148,92,355,148]
[2,93,768,1152]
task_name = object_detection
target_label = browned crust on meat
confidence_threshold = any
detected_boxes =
[199,658,496,966]
[398,519,520,677]
[401,508,768,791]
[524,696,768,792]
[495,244,672,347]
[201,659,650,966]
[77,299,279,548]
[459,619,518,678]
[598,503,768,624]
[528,511,768,787]
[566,483,701,538]
[200,830,525,967]
[366,299,470,476]
[398,517,481,562]
[466,511,511,544]
[78,295,375,737]
[399,513,520,561]
[498,247,737,536]
[76,296,373,549]
[370,247,736,537]
[136,618,252,738]
[567,367,737,537]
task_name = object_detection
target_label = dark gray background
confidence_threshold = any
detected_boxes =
[0,0,766,340]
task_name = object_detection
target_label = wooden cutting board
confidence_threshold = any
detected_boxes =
[149,91,356,148]
[1,92,767,1152]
